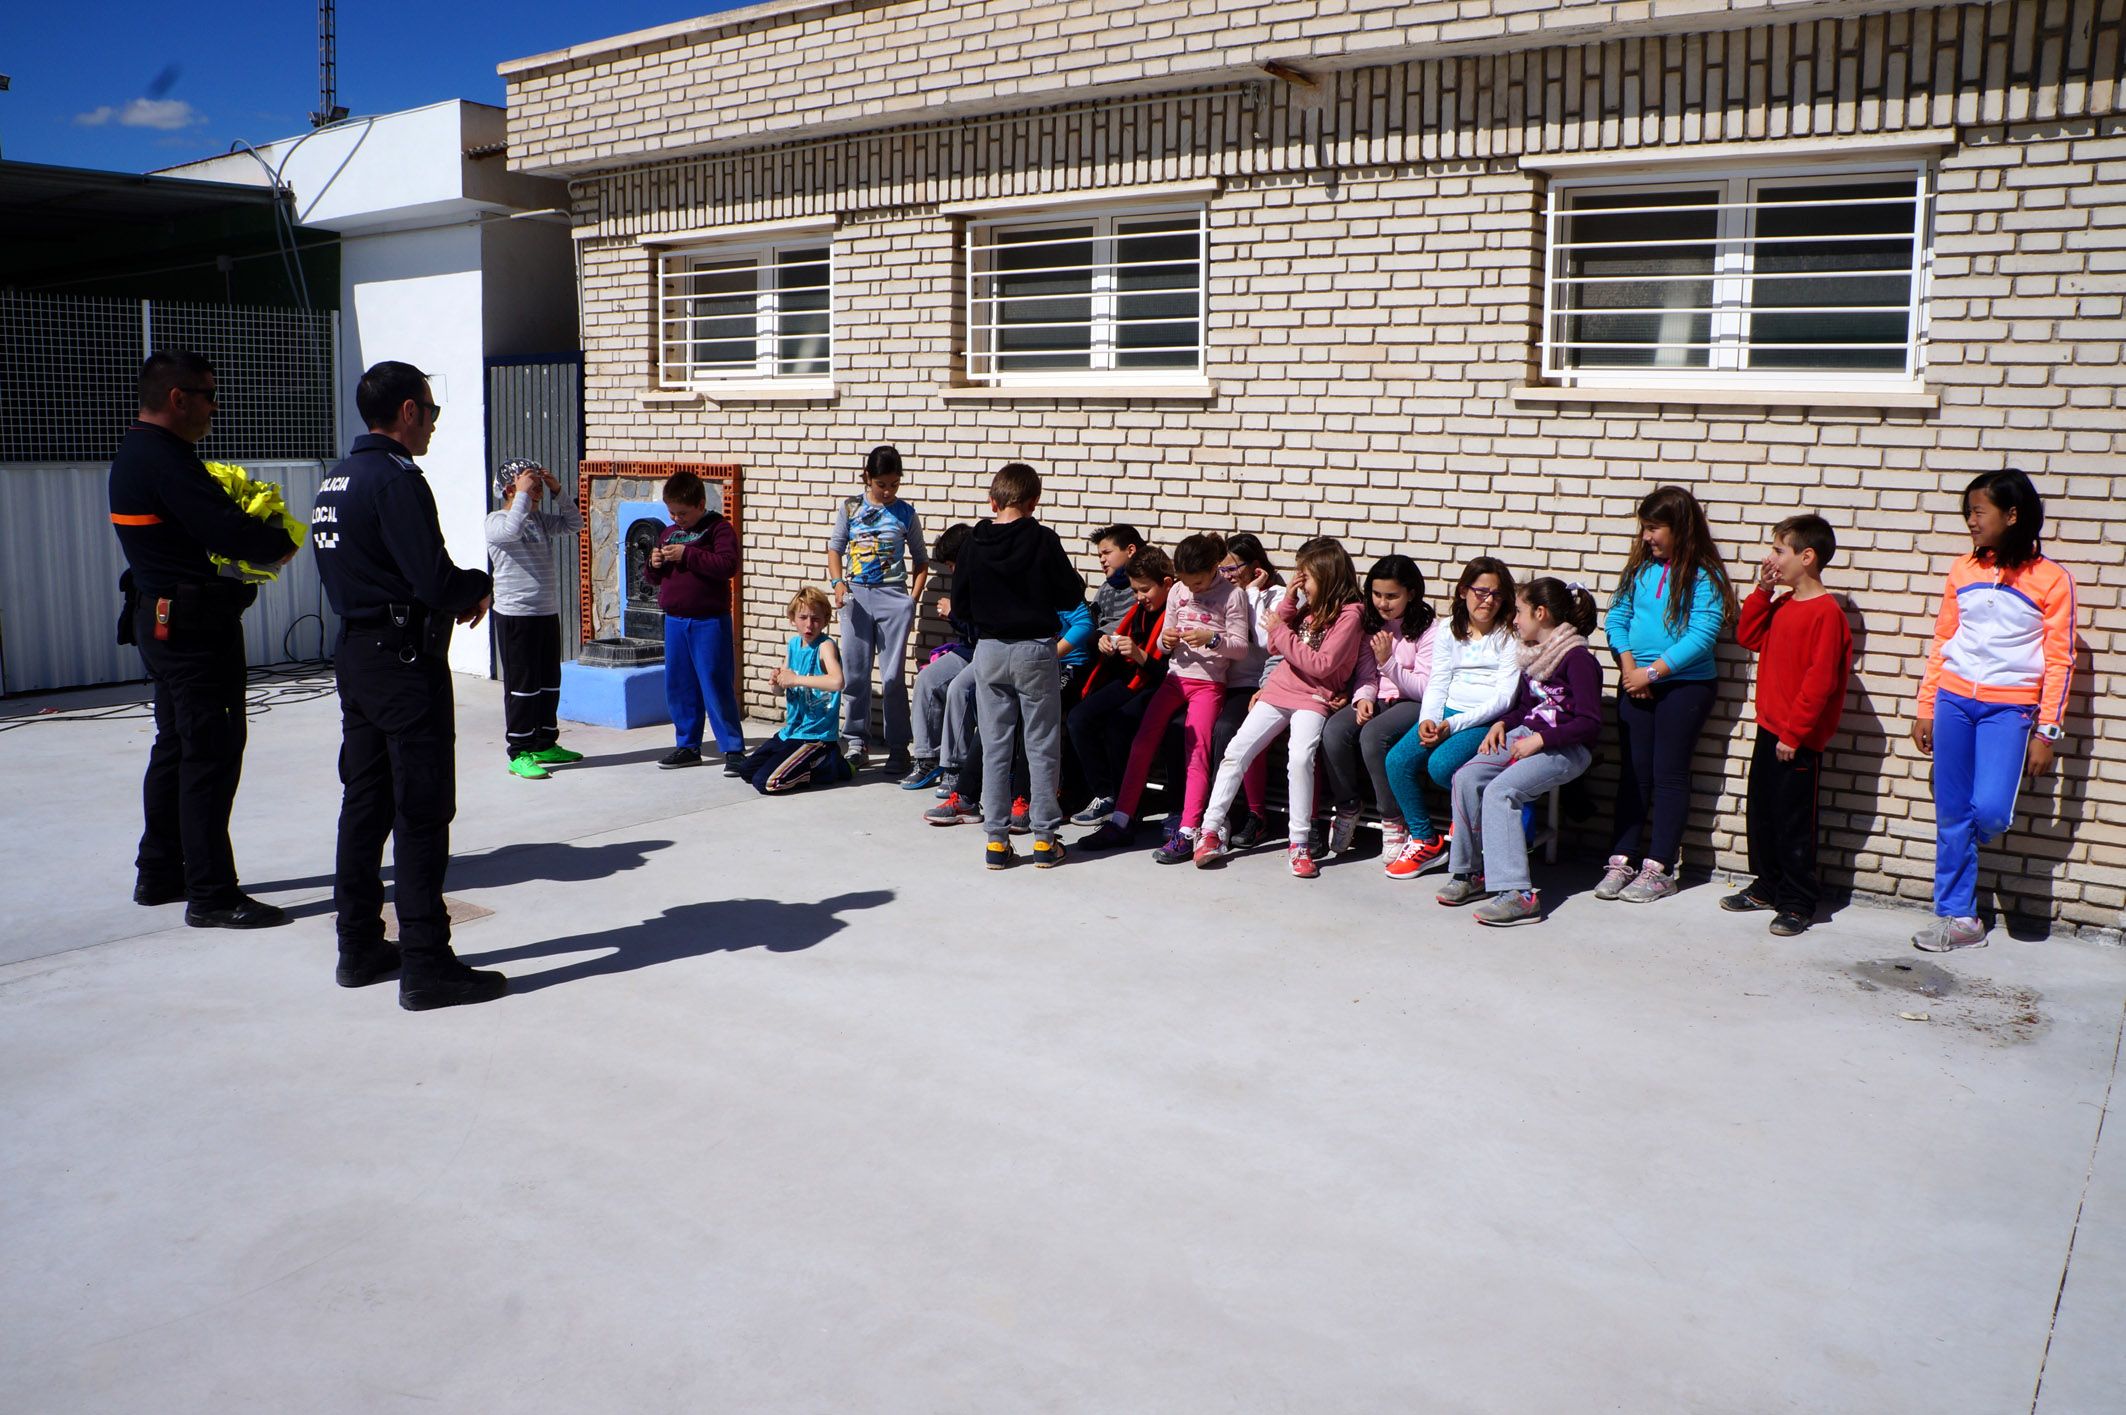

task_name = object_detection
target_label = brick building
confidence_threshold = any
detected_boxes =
[501,0,2123,936]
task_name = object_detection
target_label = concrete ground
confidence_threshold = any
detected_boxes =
[3,667,2122,1415]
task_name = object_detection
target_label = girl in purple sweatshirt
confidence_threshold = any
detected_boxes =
[1438,578,1605,926]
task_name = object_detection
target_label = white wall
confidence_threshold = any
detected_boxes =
[160,100,576,679]
[341,225,495,676]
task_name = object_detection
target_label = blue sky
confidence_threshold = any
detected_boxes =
[1,3,743,173]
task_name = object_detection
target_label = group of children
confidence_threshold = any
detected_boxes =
[489,453,2080,949]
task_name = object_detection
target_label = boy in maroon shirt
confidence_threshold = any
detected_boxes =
[1727,514,1853,935]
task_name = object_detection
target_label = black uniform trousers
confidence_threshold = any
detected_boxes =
[133,595,250,906]
[494,611,562,759]
[333,629,460,973]
[1745,728,1825,919]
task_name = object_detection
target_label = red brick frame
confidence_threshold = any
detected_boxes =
[577,460,744,660]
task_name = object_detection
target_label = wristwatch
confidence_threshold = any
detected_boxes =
[2036,722,2064,743]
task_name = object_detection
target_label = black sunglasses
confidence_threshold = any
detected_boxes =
[179,386,219,404]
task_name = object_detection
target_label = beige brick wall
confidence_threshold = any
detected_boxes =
[547,0,2125,936]
[501,0,2018,174]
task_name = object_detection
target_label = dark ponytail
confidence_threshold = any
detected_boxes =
[864,445,903,482]
[1521,577,1598,636]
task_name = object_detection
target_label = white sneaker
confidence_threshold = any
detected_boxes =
[1328,805,1361,856]
[1913,916,1989,951]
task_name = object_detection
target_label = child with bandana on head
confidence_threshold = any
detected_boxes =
[484,458,585,779]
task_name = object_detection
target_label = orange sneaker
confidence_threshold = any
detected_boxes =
[1384,832,1448,879]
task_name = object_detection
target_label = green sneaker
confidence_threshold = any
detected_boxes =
[530,744,584,765]
[507,753,550,780]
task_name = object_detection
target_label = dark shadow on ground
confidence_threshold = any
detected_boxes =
[458,889,894,994]
[564,747,686,770]
[248,838,675,896]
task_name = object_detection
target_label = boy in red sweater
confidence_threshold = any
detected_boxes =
[1726,514,1853,935]
[1726,512,1862,930]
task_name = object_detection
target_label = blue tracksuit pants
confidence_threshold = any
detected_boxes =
[1931,689,2033,918]
[665,613,747,755]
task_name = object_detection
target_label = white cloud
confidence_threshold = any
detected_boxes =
[75,98,207,131]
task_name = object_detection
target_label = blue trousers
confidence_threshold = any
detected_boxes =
[664,613,747,754]
[1932,690,2033,919]
[1382,720,1487,837]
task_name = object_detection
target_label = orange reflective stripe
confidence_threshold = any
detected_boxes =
[110,513,163,526]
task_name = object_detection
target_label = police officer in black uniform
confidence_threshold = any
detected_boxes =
[311,361,504,1010]
[110,351,298,928]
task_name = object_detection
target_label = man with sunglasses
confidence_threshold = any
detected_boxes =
[312,361,501,1011]
[109,351,300,929]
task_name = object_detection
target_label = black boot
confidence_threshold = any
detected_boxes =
[336,939,403,988]
[184,894,290,929]
[399,958,508,1012]
[133,876,186,906]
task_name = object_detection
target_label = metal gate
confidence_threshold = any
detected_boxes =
[484,354,585,662]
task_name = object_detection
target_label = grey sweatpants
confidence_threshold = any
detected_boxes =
[911,646,971,762]
[840,583,918,749]
[1321,699,1426,816]
[972,637,1064,842]
[1447,726,1592,893]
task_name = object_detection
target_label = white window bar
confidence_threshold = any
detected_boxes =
[1541,163,1929,387]
[657,240,833,387]
[964,206,1207,384]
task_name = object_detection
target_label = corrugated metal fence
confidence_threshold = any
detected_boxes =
[485,355,585,660]
[0,460,338,694]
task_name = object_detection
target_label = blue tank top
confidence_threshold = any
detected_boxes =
[783,633,840,741]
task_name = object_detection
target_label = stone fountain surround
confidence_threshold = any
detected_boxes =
[576,461,743,653]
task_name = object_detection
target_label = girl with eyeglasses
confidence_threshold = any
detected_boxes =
[1593,484,1739,905]
[1380,556,1522,880]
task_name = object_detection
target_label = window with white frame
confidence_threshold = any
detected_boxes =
[965,207,1206,384]
[1540,162,1931,387]
[657,239,832,387]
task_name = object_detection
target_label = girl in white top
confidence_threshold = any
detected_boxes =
[1382,557,1524,877]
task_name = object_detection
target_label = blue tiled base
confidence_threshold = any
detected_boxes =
[559,661,670,730]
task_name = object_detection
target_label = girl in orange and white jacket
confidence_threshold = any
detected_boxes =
[1910,469,2078,953]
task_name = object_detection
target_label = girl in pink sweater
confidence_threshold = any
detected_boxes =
[1194,538,1368,877]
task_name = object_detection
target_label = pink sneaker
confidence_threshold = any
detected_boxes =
[1288,844,1319,879]
[1192,828,1228,869]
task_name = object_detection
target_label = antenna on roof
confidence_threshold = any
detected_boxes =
[311,0,348,127]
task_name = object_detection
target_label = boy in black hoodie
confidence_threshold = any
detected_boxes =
[951,463,1087,869]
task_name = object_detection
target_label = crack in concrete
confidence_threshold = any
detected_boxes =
[2028,991,2126,1414]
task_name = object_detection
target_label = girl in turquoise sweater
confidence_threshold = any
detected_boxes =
[1595,485,1738,903]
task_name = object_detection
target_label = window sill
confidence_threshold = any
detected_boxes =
[937,380,1219,401]
[643,382,837,406]
[1512,384,1938,412]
